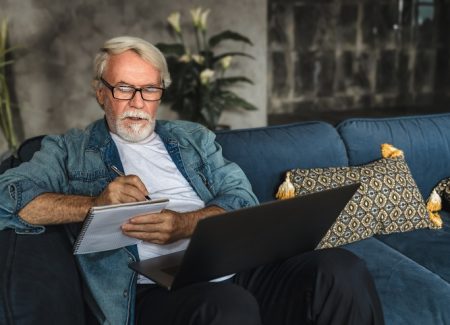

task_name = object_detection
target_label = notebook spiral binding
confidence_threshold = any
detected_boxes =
[73,208,95,254]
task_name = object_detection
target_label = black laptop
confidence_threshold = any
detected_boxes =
[128,183,359,290]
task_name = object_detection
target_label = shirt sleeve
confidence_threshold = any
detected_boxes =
[0,135,70,234]
[200,130,259,211]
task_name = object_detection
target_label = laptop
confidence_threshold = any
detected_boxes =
[128,183,359,290]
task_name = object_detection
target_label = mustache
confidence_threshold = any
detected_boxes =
[120,110,152,120]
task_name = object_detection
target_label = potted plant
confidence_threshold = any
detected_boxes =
[157,7,257,130]
[0,18,18,155]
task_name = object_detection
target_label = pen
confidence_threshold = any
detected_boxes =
[110,165,151,200]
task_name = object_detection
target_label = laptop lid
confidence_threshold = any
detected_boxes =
[129,183,359,290]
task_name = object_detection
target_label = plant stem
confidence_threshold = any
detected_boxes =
[194,27,201,53]
[0,18,18,151]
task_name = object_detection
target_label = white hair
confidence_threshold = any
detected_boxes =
[92,36,171,90]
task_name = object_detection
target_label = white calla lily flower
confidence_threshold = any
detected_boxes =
[199,9,210,31]
[167,12,181,33]
[200,69,215,85]
[220,56,232,70]
[190,7,202,28]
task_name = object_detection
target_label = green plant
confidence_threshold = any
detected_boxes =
[0,18,18,151]
[157,7,257,129]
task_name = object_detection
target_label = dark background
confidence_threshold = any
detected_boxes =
[268,0,450,125]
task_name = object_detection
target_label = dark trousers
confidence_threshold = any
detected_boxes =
[136,248,385,325]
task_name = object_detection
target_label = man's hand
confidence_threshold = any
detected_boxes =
[18,175,150,225]
[93,175,150,206]
[121,205,225,245]
[121,209,190,244]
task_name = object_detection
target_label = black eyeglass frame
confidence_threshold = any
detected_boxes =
[100,77,165,102]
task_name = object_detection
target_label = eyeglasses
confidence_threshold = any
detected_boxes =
[100,77,165,101]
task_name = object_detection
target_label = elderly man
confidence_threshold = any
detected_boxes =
[0,36,384,324]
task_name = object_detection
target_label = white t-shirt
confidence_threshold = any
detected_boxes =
[111,132,205,284]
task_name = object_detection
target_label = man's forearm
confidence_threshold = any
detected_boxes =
[18,193,95,225]
[182,205,226,236]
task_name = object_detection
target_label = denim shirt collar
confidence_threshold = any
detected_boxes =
[155,121,190,182]
[87,118,125,178]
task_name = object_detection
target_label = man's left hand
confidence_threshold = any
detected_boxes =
[121,205,225,245]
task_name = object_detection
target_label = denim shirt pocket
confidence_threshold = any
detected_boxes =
[67,169,110,197]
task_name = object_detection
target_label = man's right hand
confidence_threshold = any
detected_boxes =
[93,175,150,206]
[18,175,150,225]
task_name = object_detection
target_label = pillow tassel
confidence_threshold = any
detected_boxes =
[429,212,443,229]
[276,172,295,200]
[381,143,404,159]
[427,190,443,228]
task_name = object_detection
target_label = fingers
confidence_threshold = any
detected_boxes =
[122,210,186,244]
[122,230,171,245]
[94,175,150,206]
[117,175,149,197]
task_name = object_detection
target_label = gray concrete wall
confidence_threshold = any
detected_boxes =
[0,0,267,154]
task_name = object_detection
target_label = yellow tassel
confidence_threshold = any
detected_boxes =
[427,190,442,212]
[276,172,295,200]
[429,212,443,229]
[381,143,404,159]
[426,190,443,228]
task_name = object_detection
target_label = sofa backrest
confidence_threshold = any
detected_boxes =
[337,113,450,198]
[215,121,349,203]
[0,135,44,174]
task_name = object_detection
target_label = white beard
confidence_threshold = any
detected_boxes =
[109,109,156,142]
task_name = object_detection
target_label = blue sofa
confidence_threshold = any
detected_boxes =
[1,113,449,324]
[216,113,450,325]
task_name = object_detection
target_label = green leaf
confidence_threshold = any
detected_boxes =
[209,30,253,48]
[0,60,14,68]
[219,90,258,111]
[155,43,185,56]
[216,76,254,86]
[213,52,254,63]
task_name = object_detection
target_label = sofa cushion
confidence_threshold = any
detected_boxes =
[337,113,450,198]
[374,210,450,284]
[215,121,348,203]
[344,237,450,325]
[282,156,433,248]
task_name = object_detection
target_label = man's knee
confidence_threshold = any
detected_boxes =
[306,248,384,324]
[314,248,369,282]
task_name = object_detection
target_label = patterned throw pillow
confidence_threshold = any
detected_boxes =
[430,177,450,208]
[426,178,449,228]
[276,147,436,249]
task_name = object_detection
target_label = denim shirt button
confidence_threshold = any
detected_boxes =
[123,289,128,297]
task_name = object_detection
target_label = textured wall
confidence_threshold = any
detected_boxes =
[0,0,267,154]
[268,0,450,125]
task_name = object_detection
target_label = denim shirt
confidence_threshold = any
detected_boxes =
[0,118,258,324]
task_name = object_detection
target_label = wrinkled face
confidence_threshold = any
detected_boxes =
[96,50,162,142]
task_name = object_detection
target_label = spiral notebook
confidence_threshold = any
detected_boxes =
[74,198,169,255]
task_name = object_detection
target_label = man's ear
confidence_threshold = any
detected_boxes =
[95,88,105,109]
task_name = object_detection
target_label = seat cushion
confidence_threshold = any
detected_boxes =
[344,237,450,324]
[374,210,450,284]
[216,121,348,203]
